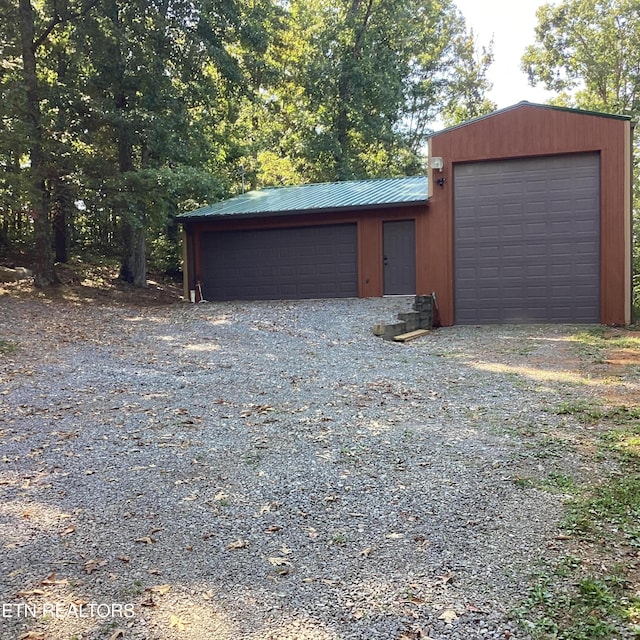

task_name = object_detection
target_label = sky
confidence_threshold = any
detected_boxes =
[452,0,556,108]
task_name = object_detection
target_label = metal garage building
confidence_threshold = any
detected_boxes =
[179,102,634,326]
[424,102,633,326]
[179,176,429,302]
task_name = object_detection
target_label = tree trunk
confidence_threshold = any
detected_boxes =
[120,218,147,287]
[116,90,147,287]
[53,176,71,263]
[53,48,72,264]
[18,0,58,287]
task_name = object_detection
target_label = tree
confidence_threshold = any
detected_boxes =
[235,0,495,185]
[7,0,97,284]
[0,1,28,254]
[522,0,640,114]
[1,0,494,282]
[73,0,279,286]
[17,0,58,286]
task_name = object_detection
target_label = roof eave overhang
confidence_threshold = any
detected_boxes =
[178,198,430,224]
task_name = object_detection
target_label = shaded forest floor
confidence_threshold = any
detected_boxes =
[0,257,183,307]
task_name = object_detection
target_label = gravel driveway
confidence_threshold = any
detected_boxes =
[0,295,631,640]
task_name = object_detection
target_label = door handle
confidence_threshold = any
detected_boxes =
[383,255,388,266]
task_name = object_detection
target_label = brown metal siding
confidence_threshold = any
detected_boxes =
[358,217,383,297]
[187,206,428,300]
[427,104,632,326]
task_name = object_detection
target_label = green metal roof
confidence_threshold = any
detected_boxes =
[178,176,429,220]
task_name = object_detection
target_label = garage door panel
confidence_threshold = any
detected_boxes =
[200,224,358,300]
[455,153,600,324]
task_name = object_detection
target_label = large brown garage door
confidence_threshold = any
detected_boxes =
[200,224,358,300]
[454,153,600,324]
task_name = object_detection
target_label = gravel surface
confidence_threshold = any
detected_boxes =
[0,295,630,640]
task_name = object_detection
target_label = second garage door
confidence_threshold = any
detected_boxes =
[454,153,600,324]
[200,224,358,300]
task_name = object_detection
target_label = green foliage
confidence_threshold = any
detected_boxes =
[1,0,495,280]
[0,340,17,355]
[517,564,640,639]
[234,0,495,185]
[522,0,640,114]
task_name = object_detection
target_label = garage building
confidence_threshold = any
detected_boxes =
[179,102,634,325]
[179,176,429,302]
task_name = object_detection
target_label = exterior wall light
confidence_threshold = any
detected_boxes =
[430,157,444,172]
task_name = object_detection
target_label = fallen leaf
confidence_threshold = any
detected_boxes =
[147,584,171,595]
[84,558,107,574]
[135,536,156,544]
[264,525,282,533]
[168,614,187,631]
[148,568,162,575]
[398,626,425,640]
[360,547,372,557]
[268,557,292,567]
[438,608,458,624]
[385,533,404,539]
[108,630,125,640]
[118,555,131,563]
[55,431,78,440]
[466,603,488,613]
[18,633,45,640]
[433,571,453,586]
[60,525,76,536]
[40,572,69,586]
[15,589,48,598]
[140,595,156,607]
[279,545,292,555]
[226,539,249,550]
